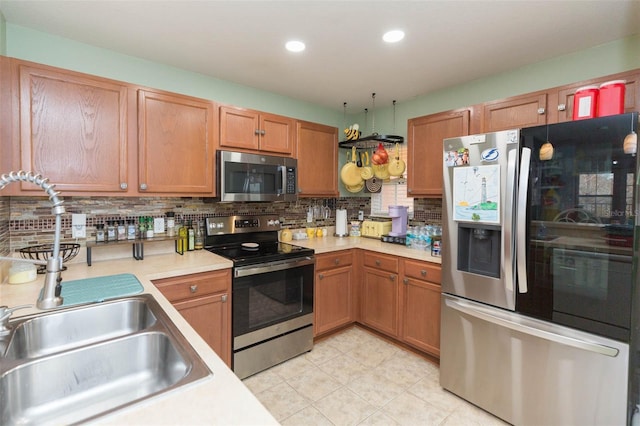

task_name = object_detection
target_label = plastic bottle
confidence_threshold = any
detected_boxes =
[138,217,146,239]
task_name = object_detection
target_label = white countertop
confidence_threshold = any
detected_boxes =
[0,236,438,424]
[291,235,442,264]
[0,249,278,426]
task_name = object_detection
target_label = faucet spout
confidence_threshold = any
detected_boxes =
[0,171,65,309]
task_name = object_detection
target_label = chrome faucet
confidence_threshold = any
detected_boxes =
[0,171,65,309]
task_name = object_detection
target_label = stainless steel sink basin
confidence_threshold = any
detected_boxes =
[0,294,212,425]
[4,297,157,359]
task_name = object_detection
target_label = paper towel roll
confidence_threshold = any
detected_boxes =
[335,209,348,236]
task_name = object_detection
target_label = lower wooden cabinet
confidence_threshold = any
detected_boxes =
[314,250,354,336]
[400,259,441,357]
[152,269,232,366]
[361,252,400,338]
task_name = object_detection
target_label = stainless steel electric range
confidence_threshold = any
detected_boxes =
[205,215,315,379]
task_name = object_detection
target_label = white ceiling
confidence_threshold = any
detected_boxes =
[1,0,639,112]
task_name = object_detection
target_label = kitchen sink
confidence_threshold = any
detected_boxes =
[3,297,158,360]
[0,294,212,425]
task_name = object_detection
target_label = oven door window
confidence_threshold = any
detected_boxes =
[233,264,313,336]
[224,162,283,196]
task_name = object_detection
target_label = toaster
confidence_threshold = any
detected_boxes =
[361,220,392,239]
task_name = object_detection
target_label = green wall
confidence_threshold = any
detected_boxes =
[0,13,6,55]
[4,24,343,128]
[4,24,640,139]
[360,34,640,137]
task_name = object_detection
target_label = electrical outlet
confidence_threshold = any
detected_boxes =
[358,210,364,221]
[72,214,86,238]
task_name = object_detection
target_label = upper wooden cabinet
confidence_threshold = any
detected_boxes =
[219,106,295,156]
[407,109,470,197]
[15,61,133,194]
[482,92,547,133]
[296,120,339,197]
[138,89,215,194]
[552,70,640,123]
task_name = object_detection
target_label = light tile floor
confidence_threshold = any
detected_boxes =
[243,325,509,425]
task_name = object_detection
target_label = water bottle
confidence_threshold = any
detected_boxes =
[405,226,414,248]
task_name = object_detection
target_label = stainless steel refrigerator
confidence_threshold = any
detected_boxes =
[440,113,638,425]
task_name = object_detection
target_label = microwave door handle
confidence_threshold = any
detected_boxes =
[503,148,517,295]
[278,165,286,195]
[516,147,532,294]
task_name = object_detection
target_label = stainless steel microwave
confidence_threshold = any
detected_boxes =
[217,150,298,202]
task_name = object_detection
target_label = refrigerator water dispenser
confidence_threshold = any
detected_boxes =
[457,223,501,278]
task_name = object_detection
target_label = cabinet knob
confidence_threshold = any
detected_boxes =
[389,274,396,281]
[421,269,427,277]
[403,278,409,285]
[318,273,324,280]
[139,183,148,191]
[537,107,546,115]
[221,294,228,303]
[261,130,266,136]
[334,258,340,265]
[407,188,412,193]
[189,285,198,293]
[120,182,128,190]
[557,103,566,111]
[254,129,261,135]
[375,260,381,266]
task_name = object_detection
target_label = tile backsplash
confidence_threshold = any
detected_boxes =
[3,196,442,252]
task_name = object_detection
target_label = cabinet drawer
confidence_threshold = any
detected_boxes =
[404,260,441,284]
[153,269,231,302]
[363,252,399,273]
[316,250,353,271]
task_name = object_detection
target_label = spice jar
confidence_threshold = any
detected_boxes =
[166,212,176,237]
[95,223,105,242]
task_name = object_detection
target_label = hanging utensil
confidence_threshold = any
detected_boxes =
[360,152,374,180]
[388,143,406,177]
[365,176,382,193]
[340,146,363,187]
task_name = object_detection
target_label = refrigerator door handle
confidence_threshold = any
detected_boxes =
[503,148,517,293]
[516,147,531,293]
[445,297,620,358]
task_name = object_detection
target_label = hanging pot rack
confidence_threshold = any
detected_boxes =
[339,94,404,149]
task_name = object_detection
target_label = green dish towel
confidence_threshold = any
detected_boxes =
[40,273,144,307]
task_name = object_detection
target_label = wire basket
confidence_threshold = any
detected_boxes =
[19,243,81,274]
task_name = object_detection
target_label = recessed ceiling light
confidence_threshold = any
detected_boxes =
[383,30,405,43]
[285,40,306,52]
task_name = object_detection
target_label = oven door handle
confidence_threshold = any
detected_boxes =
[234,256,315,278]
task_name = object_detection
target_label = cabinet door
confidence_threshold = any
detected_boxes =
[361,267,399,338]
[17,62,130,193]
[407,109,470,197]
[174,293,231,366]
[401,277,441,357]
[138,89,215,194]
[259,113,295,155]
[555,71,640,123]
[482,93,547,132]
[296,120,339,197]
[315,266,353,336]
[219,106,260,151]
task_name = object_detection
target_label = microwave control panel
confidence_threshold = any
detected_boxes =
[286,167,297,194]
